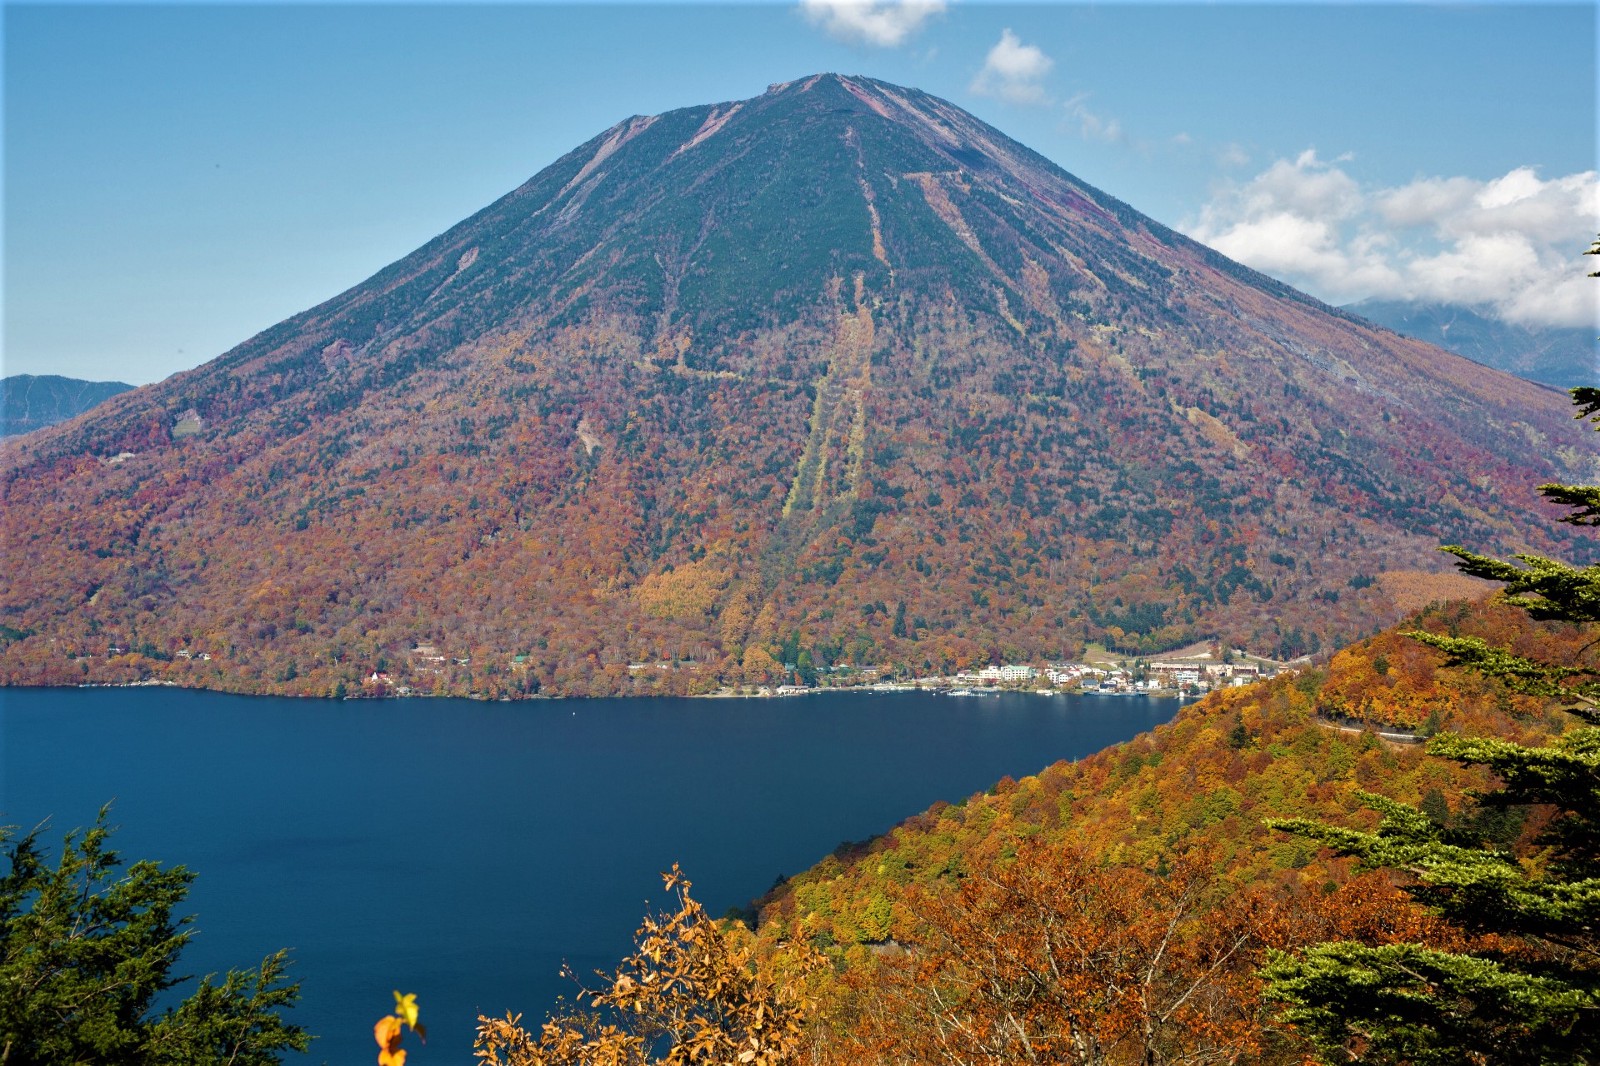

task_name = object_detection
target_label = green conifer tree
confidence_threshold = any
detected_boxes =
[1259,240,1600,1065]
[0,810,310,1064]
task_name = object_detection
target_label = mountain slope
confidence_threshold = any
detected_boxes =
[1,74,1594,696]
[1,375,134,437]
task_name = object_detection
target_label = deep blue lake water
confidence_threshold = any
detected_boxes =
[2,686,1177,1063]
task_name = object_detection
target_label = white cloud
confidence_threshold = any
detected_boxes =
[1062,92,1123,142]
[970,28,1053,105]
[1235,150,1367,221]
[1372,176,1478,228]
[800,0,945,47]
[1217,143,1252,170]
[1187,151,1600,329]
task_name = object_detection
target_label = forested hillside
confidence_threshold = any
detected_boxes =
[728,599,1584,1062]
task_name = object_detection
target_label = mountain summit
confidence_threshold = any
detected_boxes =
[2,74,1592,696]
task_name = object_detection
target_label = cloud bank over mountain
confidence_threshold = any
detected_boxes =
[1188,152,1599,329]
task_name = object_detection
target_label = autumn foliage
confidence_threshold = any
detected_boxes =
[827,844,1276,1065]
[375,992,425,1066]
[475,867,818,1066]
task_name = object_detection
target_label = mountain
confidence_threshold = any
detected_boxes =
[1343,298,1596,389]
[1,73,1594,697]
[1,374,135,437]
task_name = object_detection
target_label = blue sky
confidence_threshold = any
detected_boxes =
[5,1,1597,385]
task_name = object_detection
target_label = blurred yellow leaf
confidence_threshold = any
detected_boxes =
[393,990,421,1031]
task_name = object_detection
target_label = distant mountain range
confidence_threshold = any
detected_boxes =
[1,374,134,437]
[1,74,1594,697]
[1343,299,1595,389]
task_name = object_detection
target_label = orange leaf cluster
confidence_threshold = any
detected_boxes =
[476,867,819,1066]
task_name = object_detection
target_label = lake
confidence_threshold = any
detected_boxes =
[2,685,1178,1063]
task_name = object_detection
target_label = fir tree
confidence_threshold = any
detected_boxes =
[0,810,310,1065]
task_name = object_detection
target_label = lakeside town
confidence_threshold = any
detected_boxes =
[685,640,1299,701]
[347,638,1299,700]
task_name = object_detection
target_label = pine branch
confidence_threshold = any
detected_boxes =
[1540,484,1600,527]
[1438,547,1600,624]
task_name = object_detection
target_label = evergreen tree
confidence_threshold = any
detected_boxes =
[1260,314,1600,1061]
[0,810,309,1064]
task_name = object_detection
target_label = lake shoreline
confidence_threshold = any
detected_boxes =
[35,678,1209,703]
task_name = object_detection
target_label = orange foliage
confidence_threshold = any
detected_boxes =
[375,992,425,1066]
[829,844,1278,1065]
[746,605,1575,1063]
[1375,569,1494,617]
